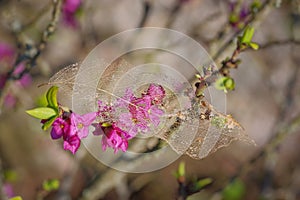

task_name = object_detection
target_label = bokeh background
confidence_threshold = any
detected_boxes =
[0,0,300,199]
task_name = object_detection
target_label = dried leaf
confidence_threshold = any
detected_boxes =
[47,59,255,160]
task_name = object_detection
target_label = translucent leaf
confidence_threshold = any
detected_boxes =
[48,63,80,90]
[47,59,255,160]
[47,63,80,106]
[156,97,255,159]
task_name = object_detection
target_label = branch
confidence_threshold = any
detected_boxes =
[258,38,300,49]
[0,158,6,200]
[0,0,62,95]
[212,0,273,61]
[137,0,152,27]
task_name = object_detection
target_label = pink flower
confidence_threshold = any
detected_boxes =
[128,95,152,131]
[49,115,81,154]
[116,84,165,134]
[4,93,17,108]
[118,112,139,137]
[115,88,135,108]
[12,63,32,87]
[0,43,15,90]
[70,112,96,139]
[0,74,7,89]
[49,111,95,154]
[0,43,14,61]
[148,105,164,126]
[51,117,71,139]
[97,100,115,123]
[2,183,14,198]
[62,0,82,28]
[63,134,80,154]
[17,73,32,87]
[100,124,130,153]
[145,84,165,104]
[128,95,164,131]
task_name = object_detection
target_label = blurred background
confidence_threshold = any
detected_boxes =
[0,0,300,199]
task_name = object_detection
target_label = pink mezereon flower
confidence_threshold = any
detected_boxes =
[2,183,14,198]
[63,134,81,154]
[48,111,96,154]
[62,0,82,28]
[144,83,166,104]
[97,100,115,123]
[97,123,130,153]
[0,43,14,61]
[51,117,71,139]
[132,85,165,125]
[3,93,17,108]
[13,63,32,87]
[70,112,97,139]
[128,95,152,132]
[118,94,165,134]
[0,42,32,109]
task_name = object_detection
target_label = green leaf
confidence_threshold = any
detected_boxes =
[178,162,185,177]
[194,178,213,190]
[224,77,235,90]
[26,107,57,119]
[222,179,245,200]
[43,179,60,192]
[229,14,239,24]
[215,77,235,93]
[4,170,17,182]
[36,93,48,107]
[46,86,59,109]
[249,42,259,50]
[42,116,58,131]
[9,197,23,200]
[251,0,262,12]
[240,26,255,44]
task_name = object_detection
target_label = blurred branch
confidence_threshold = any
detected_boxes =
[137,0,152,27]
[226,56,300,183]
[79,169,126,200]
[0,0,62,101]
[165,0,186,28]
[212,0,273,61]
[0,158,6,200]
[9,0,62,81]
[258,38,300,49]
[229,110,300,185]
[21,2,53,33]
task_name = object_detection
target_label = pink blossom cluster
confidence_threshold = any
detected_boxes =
[45,111,96,154]
[46,84,166,154]
[0,43,32,108]
[62,0,82,28]
[93,84,166,153]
